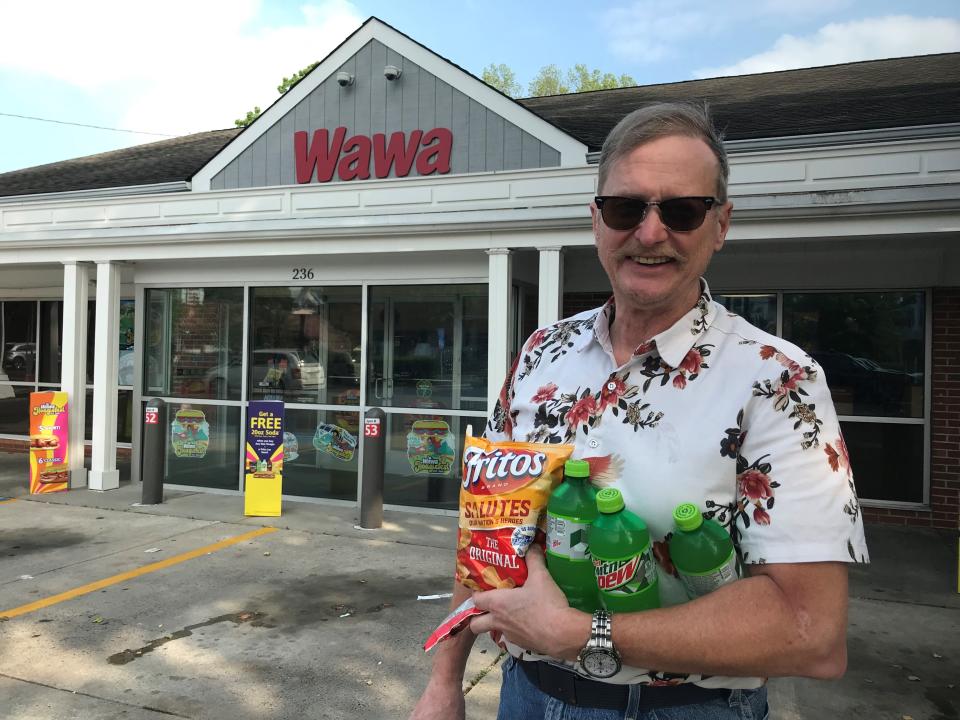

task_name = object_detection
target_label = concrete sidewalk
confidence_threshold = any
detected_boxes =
[1,455,957,719]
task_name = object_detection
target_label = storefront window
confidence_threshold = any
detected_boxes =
[714,294,777,335]
[782,292,925,419]
[281,407,359,501]
[0,385,32,435]
[367,285,488,412]
[248,287,361,405]
[38,301,63,384]
[381,411,487,510]
[159,402,241,490]
[840,421,924,503]
[1,301,37,383]
[144,288,244,400]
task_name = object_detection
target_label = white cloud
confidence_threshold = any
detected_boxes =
[695,15,960,78]
[0,0,363,135]
[603,1,717,63]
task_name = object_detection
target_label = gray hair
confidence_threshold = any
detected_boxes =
[597,102,729,202]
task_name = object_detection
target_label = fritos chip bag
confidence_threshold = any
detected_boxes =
[456,435,573,591]
[424,435,572,651]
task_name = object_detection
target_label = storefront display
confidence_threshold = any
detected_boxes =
[28,391,69,493]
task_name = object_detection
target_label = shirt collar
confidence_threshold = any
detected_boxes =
[591,279,718,369]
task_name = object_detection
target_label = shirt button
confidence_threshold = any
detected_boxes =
[606,382,616,391]
[588,439,599,449]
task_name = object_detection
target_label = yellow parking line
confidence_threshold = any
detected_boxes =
[1,526,277,620]
[0,498,17,505]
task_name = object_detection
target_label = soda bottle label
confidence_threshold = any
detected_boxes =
[678,551,739,599]
[546,513,591,561]
[593,549,657,596]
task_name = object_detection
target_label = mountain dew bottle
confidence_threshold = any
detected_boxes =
[669,503,739,600]
[546,459,599,612]
[590,488,659,612]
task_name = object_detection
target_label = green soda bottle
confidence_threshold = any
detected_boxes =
[590,488,659,612]
[669,503,739,600]
[546,459,600,612]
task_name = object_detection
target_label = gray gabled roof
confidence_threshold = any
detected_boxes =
[0,52,958,198]
[518,53,960,151]
[0,129,240,199]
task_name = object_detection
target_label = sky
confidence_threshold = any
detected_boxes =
[1,0,958,175]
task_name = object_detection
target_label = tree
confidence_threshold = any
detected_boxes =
[528,64,570,97]
[235,61,320,127]
[481,63,523,98]
[529,63,636,96]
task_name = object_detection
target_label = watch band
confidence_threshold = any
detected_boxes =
[591,609,613,649]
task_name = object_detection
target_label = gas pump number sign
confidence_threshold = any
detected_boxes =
[145,407,159,425]
[364,418,381,438]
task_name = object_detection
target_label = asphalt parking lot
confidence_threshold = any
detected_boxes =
[0,456,957,720]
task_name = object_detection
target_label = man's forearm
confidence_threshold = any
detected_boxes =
[551,565,848,679]
[428,581,477,682]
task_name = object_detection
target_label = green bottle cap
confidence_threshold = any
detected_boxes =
[596,488,624,514]
[673,502,703,531]
[564,459,590,478]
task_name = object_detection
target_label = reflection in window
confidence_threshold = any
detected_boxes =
[367,285,488,413]
[714,294,777,335]
[249,287,362,405]
[782,292,924,418]
[1,301,37,383]
[144,288,244,400]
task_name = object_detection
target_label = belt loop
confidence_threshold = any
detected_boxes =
[624,684,641,720]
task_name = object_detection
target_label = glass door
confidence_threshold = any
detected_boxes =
[366,285,489,510]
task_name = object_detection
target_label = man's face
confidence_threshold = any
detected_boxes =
[591,135,732,317]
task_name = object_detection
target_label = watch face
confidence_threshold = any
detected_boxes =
[582,649,621,679]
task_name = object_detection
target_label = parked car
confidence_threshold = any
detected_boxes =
[204,349,325,399]
[3,342,35,372]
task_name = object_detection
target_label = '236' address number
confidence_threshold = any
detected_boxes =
[292,268,315,280]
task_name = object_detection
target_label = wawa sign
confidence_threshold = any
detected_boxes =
[294,127,452,184]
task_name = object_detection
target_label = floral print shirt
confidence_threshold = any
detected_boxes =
[486,280,869,688]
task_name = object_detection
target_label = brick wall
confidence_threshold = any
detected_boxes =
[864,287,959,529]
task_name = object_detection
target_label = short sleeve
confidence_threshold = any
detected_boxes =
[483,351,522,442]
[734,357,870,565]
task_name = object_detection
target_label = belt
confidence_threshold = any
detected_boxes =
[517,658,728,711]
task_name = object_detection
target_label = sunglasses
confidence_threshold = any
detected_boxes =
[594,196,719,232]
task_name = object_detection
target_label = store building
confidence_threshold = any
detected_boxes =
[0,18,957,527]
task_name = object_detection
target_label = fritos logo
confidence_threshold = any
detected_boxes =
[461,447,546,492]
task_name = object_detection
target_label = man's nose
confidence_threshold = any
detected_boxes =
[632,206,669,245]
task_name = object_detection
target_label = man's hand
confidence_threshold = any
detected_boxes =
[469,545,591,661]
[407,675,465,720]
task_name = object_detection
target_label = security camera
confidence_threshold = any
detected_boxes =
[383,65,402,81]
[336,71,354,87]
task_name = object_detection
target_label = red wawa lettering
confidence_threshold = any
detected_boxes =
[294,127,452,183]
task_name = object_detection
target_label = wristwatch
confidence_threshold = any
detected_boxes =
[577,609,621,679]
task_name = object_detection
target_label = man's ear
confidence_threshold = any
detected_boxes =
[714,201,733,251]
[590,201,601,245]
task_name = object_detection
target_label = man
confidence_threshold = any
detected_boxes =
[410,102,869,720]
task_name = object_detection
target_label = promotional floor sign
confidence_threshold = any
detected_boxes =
[29,391,69,493]
[244,401,284,516]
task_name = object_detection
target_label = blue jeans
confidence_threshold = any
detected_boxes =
[496,656,769,720]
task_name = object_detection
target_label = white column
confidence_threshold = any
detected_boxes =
[486,248,512,411]
[537,246,564,327]
[89,262,121,491]
[61,262,90,489]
